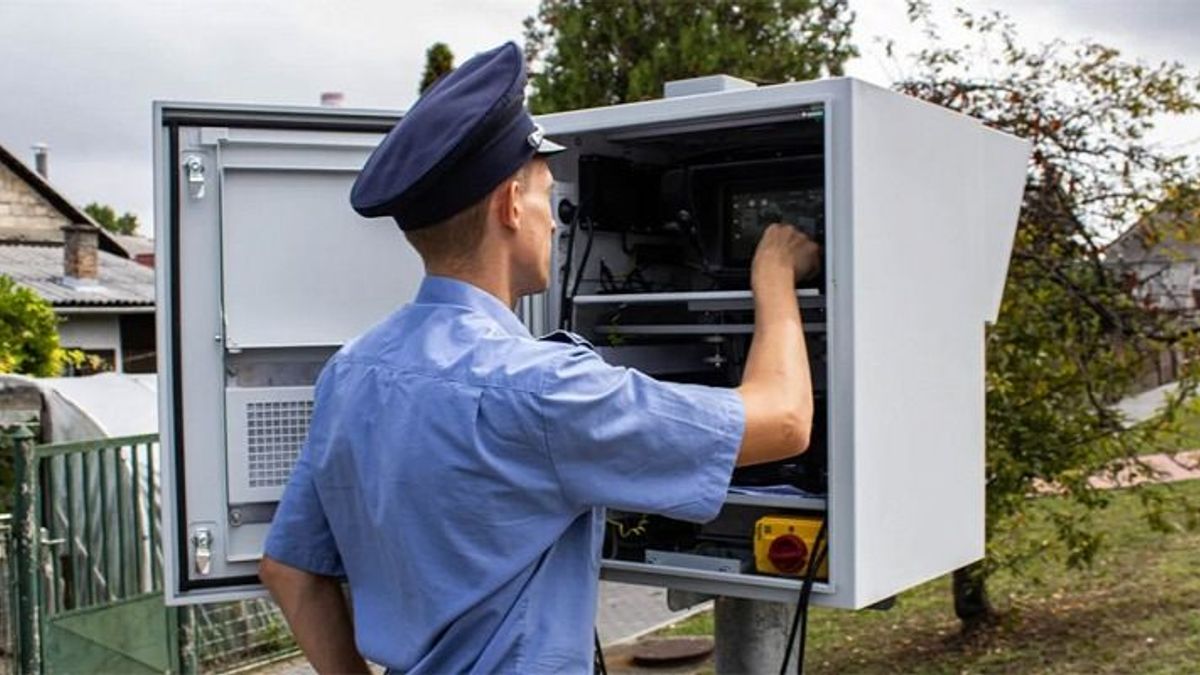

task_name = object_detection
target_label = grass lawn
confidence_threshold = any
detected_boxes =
[655,479,1200,674]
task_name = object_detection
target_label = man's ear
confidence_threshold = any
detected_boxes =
[493,178,522,234]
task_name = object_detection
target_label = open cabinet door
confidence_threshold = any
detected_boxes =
[154,103,424,603]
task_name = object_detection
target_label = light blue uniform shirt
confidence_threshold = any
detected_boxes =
[264,276,744,673]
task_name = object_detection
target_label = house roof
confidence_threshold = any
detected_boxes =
[1105,194,1200,259]
[110,234,155,257]
[0,143,131,258]
[0,243,154,307]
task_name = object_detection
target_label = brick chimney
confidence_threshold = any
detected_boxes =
[61,224,100,286]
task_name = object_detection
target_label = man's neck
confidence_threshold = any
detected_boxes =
[425,262,519,310]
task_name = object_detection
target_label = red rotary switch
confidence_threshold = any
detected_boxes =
[767,534,809,574]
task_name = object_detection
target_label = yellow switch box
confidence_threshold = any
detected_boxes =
[754,515,828,579]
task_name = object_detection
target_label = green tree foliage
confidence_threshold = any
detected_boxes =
[521,0,1200,631]
[892,3,1200,625]
[83,202,139,235]
[419,42,455,94]
[522,0,856,114]
[0,275,74,377]
[0,277,97,508]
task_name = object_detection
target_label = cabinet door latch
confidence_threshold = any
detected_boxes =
[191,528,213,576]
[183,155,206,199]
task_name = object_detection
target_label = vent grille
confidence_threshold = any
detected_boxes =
[246,399,314,488]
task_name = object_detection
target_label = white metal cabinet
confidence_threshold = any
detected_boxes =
[157,79,1028,607]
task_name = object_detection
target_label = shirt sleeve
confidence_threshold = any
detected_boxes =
[534,346,745,523]
[263,450,344,577]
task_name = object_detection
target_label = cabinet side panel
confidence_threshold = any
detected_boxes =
[981,128,1031,322]
[849,82,989,607]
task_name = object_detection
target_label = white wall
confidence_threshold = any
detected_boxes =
[57,313,123,372]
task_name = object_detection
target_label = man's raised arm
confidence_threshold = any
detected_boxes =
[735,223,821,467]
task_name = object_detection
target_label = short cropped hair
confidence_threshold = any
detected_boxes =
[403,162,535,266]
[402,193,490,265]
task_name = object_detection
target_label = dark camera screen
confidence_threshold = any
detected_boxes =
[725,187,821,267]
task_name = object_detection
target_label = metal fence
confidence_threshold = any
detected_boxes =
[194,599,296,672]
[38,434,163,615]
[1,429,299,673]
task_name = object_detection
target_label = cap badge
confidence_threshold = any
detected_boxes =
[527,124,545,149]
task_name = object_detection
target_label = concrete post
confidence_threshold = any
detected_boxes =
[12,425,42,674]
[176,605,198,675]
[713,597,797,674]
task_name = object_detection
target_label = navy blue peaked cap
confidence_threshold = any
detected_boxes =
[351,42,564,231]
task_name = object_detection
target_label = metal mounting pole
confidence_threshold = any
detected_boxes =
[713,597,797,674]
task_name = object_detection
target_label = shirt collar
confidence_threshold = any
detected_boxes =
[414,275,532,338]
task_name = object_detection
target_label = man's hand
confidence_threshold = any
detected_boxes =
[735,223,822,467]
[259,556,370,674]
[751,223,821,287]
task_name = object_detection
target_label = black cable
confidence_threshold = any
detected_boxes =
[594,628,608,675]
[680,165,714,275]
[599,259,617,294]
[565,219,596,329]
[558,208,581,329]
[796,535,829,674]
[794,527,829,674]
[780,520,828,675]
[627,267,651,292]
[686,217,713,274]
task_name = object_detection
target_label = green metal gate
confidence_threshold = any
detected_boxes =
[4,427,300,674]
[41,593,181,673]
[8,428,188,674]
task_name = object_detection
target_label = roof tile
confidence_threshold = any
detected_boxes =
[0,243,154,306]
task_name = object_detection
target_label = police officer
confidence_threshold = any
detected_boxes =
[259,42,820,673]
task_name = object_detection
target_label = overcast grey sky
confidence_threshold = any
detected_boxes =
[1,0,1197,235]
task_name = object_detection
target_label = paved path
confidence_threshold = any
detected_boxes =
[247,581,705,674]
[597,581,709,646]
[1090,450,1200,487]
